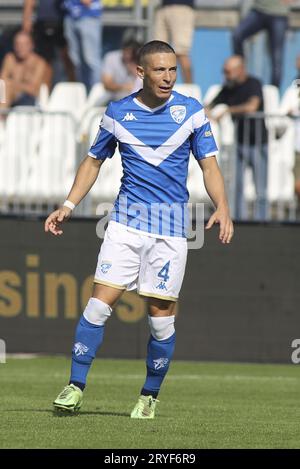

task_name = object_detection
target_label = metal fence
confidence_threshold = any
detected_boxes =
[0,106,299,222]
[214,112,299,222]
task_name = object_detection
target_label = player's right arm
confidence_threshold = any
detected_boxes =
[45,102,117,236]
[44,156,104,236]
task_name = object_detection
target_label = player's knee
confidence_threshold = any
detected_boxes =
[148,315,175,341]
[83,297,112,326]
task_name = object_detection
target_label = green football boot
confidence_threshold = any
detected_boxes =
[53,384,83,413]
[130,395,159,419]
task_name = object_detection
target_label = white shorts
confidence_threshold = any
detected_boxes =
[94,221,188,301]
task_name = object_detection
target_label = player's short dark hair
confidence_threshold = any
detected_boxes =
[137,40,175,66]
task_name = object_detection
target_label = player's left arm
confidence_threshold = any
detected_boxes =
[198,156,234,244]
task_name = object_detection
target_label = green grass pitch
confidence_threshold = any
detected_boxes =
[0,357,300,449]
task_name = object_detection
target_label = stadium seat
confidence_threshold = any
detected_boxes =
[173,84,202,102]
[47,82,87,122]
[279,85,299,115]
[203,84,222,106]
[0,118,6,199]
[262,84,280,114]
[79,106,106,141]
[265,85,296,205]
[187,155,211,204]
[85,83,109,109]
[0,109,42,200]
[37,83,50,110]
[25,113,76,203]
[262,85,281,140]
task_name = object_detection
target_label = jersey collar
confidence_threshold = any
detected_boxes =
[133,93,174,113]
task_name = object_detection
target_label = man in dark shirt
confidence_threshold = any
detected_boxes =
[154,1,195,83]
[23,0,75,88]
[207,55,268,221]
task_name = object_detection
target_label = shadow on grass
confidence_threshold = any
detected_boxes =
[3,408,129,418]
[54,410,129,418]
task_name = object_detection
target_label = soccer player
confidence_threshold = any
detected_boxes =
[45,40,234,418]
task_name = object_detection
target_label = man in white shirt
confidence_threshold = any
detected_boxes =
[101,39,142,103]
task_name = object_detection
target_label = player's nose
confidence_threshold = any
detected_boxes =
[163,71,171,83]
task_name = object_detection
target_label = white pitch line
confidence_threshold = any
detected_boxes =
[53,373,299,382]
[4,372,299,383]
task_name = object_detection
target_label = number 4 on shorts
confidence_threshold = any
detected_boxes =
[158,261,170,282]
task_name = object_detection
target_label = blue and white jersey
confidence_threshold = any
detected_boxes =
[89,91,218,238]
[64,0,102,19]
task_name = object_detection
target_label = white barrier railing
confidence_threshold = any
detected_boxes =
[0,107,299,221]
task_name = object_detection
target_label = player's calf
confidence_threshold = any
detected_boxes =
[131,315,176,418]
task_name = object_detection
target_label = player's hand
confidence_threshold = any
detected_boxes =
[205,206,234,244]
[44,207,72,236]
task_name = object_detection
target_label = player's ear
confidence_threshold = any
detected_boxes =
[137,65,144,80]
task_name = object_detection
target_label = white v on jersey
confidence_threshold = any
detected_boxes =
[88,90,218,237]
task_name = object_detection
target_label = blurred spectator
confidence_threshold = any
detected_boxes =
[0,31,47,109]
[206,55,268,221]
[22,0,75,89]
[290,62,300,203]
[101,39,142,103]
[294,105,300,204]
[154,0,195,83]
[63,0,102,91]
[232,0,295,88]
[295,53,300,81]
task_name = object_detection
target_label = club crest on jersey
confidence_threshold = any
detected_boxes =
[100,261,112,274]
[170,105,186,124]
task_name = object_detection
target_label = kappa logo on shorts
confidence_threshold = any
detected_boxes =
[153,358,169,370]
[170,105,186,124]
[73,342,89,357]
[100,261,112,274]
[156,281,167,291]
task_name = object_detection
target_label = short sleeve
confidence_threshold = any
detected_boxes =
[88,102,118,160]
[190,106,218,160]
[248,78,263,100]
[101,51,115,77]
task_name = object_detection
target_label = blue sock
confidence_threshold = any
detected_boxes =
[70,315,105,387]
[141,332,176,398]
